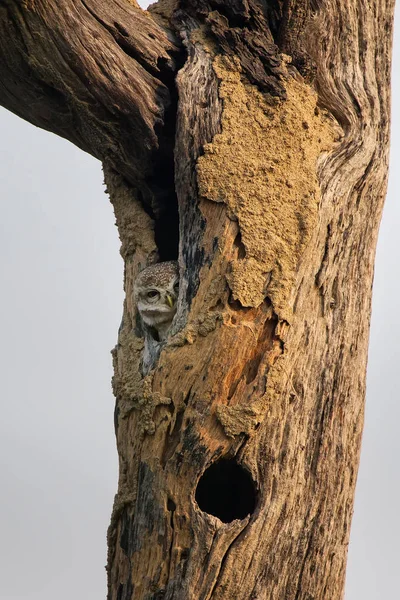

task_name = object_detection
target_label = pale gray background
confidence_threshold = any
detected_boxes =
[0,4,398,598]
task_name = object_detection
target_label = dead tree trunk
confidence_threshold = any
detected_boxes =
[0,0,395,598]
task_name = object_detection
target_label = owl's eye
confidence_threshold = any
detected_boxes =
[173,281,179,294]
[146,290,160,300]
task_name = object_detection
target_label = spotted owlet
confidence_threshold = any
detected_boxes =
[134,261,179,341]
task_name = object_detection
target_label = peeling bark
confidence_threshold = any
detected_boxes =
[0,0,395,599]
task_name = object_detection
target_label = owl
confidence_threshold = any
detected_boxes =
[134,261,179,341]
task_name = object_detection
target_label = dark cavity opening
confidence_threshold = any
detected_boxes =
[152,188,179,261]
[146,127,179,261]
[145,54,186,262]
[195,458,257,523]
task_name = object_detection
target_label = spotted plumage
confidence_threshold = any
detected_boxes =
[134,261,179,340]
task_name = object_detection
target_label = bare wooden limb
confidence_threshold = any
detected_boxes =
[0,0,180,195]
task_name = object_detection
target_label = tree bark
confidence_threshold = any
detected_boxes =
[0,0,395,599]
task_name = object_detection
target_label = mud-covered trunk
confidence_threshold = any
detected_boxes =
[0,0,395,599]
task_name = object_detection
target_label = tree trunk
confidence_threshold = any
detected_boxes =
[0,0,395,598]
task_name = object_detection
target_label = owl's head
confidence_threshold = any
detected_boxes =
[134,261,179,339]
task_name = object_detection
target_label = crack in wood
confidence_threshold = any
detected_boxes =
[293,510,321,600]
[206,519,252,599]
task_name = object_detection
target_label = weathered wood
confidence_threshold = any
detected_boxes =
[0,0,395,599]
[108,0,395,598]
[0,0,180,206]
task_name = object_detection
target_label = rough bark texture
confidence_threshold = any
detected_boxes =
[0,0,395,599]
[0,0,179,209]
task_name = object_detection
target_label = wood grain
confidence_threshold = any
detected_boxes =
[109,1,395,598]
[0,0,180,206]
[0,0,395,598]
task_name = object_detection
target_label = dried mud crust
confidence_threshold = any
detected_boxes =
[197,55,338,319]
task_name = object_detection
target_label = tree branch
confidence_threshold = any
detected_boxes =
[0,0,180,191]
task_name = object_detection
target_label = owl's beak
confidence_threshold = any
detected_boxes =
[165,293,175,308]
